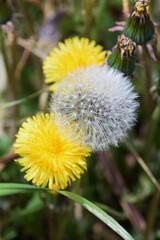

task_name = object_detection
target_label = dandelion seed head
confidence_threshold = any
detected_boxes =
[50,65,139,151]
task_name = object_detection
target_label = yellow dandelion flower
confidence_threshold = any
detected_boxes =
[14,113,91,190]
[43,36,106,90]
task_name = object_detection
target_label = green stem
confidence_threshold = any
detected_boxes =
[144,106,160,161]
[0,87,49,110]
[95,202,126,220]
[143,191,160,240]
[82,0,94,37]
[125,140,160,192]
[142,46,154,117]
[16,0,34,35]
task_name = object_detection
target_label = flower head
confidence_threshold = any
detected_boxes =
[123,0,154,44]
[50,65,138,151]
[43,36,106,90]
[107,35,136,76]
[14,113,91,189]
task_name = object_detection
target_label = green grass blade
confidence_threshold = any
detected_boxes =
[0,184,134,240]
[95,202,126,219]
[0,183,42,196]
[58,190,134,240]
[0,88,48,110]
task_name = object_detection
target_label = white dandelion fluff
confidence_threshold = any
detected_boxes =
[50,65,139,151]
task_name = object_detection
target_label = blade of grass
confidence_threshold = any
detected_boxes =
[94,202,126,220]
[0,183,42,196]
[125,140,160,192]
[0,87,48,110]
[58,190,134,240]
[0,183,134,240]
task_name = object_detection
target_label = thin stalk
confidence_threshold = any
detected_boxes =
[0,87,49,110]
[9,34,20,138]
[125,140,160,192]
[141,104,160,239]
[122,0,130,15]
[10,34,19,98]
[0,30,12,88]
[144,106,160,161]
[16,0,34,35]
[40,194,56,240]
[1,29,19,138]
[17,37,44,89]
[82,0,94,37]
[95,202,126,220]
[142,46,154,117]
[17,37,46,60]
[14,48,31,81]
[143,191,160,240]
[98,152,146,233]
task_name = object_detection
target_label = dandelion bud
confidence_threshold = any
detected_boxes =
[107,36,136,76]
[50,65,139,151]
[123,0,154,44]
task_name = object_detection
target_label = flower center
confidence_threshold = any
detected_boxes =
[53,143,62,154]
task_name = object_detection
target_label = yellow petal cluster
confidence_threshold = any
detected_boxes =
[14,113,91,189]
[43,36,106,90]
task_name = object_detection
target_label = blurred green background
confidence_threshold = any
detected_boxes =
[0,0,160,239]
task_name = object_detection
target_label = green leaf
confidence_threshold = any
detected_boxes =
[95,202,126,220]
[122,175,154,204]
[7,193,44,222]
[0,183,42,196]
[58,190,134,240]
[0,184,134,240]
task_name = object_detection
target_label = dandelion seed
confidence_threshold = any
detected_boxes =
[43,36,106,91]
[50,65,139,151]
[14,113,91,189]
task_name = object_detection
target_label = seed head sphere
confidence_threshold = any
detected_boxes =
[51,65,138,151]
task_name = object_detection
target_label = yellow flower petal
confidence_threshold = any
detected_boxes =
[43,36,106,89]
[14,113,91,189]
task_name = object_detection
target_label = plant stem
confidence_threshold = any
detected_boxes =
[125,140,160,192]
[16,0,34,35]
[142,46,154,117]
[0,29,19,138]
[0,87,49,110]
[143,191,160,240]
[144,106,160,161]
[98,152,146,233]
[82,0,94,37]
[122,0,130,15]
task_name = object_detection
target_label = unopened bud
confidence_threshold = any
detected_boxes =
[107,36,136,76]
[123,0,154,44]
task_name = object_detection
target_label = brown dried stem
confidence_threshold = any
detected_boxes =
[122,0,130,15]
[98,152,146,233]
